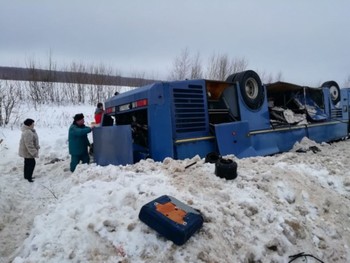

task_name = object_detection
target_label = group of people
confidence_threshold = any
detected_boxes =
[18,103,105,182]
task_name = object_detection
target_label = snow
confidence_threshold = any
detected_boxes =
[1,104,350,263]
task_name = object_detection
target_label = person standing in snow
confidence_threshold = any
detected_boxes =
[19,118,40,182]
[94,102,104,126]
[68,113,92,172]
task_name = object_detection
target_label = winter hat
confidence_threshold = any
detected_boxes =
[73,113,84,121]
[24,118,35,126]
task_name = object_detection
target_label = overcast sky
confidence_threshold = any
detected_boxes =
[1,0,350,86]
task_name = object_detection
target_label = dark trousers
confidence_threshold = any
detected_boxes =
[24,158,36,180]
[70,154,90,172]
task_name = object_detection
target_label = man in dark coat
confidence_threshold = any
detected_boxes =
[68,113,92,172]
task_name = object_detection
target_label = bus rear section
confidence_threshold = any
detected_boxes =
[93,80,216,165]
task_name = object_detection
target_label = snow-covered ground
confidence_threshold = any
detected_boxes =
[0,104,350,263]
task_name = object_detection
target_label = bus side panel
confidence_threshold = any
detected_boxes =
[307,122,348,142]
[273,128,307,152]
[252,128,307,155]
[215,122,258,157]
[93,125,133,166]
[175,139,216,160]
[147,84,175,161]
[215,122,309,157]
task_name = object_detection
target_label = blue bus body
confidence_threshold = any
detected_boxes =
[93,71,350,165]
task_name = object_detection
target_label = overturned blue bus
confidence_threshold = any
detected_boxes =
[92,70,350,166]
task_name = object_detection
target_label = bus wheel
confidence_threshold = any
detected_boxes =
[226,73,238,83]
[235,70,264,110]
[215,158,238,180]
[205,152,221,164]
[321,81,340,105]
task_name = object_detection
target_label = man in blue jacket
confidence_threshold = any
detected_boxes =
[68,113,92,172]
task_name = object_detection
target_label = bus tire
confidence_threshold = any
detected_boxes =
[235,70,264,110]
[226,73,238,83]
[215,158,238,180]
[205,152,221,164]
[321,81,340,105]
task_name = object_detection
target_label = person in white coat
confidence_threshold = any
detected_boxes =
[18,118,40,182]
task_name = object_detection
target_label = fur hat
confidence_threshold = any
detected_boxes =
[73,113,84,122]
[24,118,35,126]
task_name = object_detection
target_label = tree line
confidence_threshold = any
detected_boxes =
[0,49,288,127]
[167,48,283,83]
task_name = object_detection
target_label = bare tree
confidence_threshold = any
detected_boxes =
[24,55,61,105]
[70,62,87,103]
[42,50,57,103]
[231,57,248,74]
[258,70,283,84]
[168,48,191,80]
[26,59,42,108]
[60,64,77,103]
[275,71,283,82]
[88,63,115,104]
[206,53,248,81]
[190,52,203,79]
[109,69,124,98]
[128,70,148,87]
[206,53,217,80]
[258,71,273,84]
[0,81,20,126]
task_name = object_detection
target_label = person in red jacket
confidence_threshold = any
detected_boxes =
[94,102,104,125]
